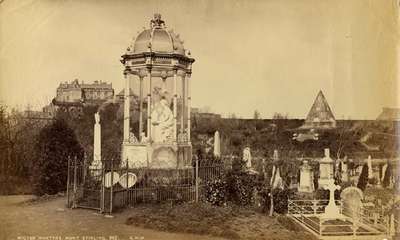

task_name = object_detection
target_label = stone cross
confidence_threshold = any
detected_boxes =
[324,180,341,205]
[322,179,342,218]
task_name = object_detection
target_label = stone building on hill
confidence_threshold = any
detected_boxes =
[300,90,336,130]
[376,107,400,121]
[54,79,114,104]
[48,79,114,116]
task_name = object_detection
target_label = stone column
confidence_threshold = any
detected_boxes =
[186,73,191,142]
[91,112,102,172]
[181,74,186,133]
[147,68,152,141]
[123,72,130,142]
[173,68,178,141]
[139,76,143,141]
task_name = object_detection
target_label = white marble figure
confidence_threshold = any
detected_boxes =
[243,147,252,169]
[129,132,138,143]
[140,132,148,143]
[178,129,188,143]
[151,99,174,143]
[95,111,100,124]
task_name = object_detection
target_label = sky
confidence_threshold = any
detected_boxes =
[0,0,398,119]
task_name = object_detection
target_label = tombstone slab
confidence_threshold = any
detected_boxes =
[298,160,314,193]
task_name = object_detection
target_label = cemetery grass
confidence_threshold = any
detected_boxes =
[125,202,316,240]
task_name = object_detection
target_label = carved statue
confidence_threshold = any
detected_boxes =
[178,129,188,143]
[140,132,147,143]
[128,132,138,143]
[94,112,100,124]
[243,147,252,169]
[151,99,174,143]
[150,13,165,28]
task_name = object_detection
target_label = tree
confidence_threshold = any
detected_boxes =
[382,164,392,188]
[32,118,83,195]
[253,110,261,120]
[272,112,288,120]
[357,163,368,191]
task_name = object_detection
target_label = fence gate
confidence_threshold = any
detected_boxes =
[67,157,104,212]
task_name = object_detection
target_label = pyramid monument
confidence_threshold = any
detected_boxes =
[301,90,336,129]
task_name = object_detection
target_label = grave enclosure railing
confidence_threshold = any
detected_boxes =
[287,199,396,239]
[66,157,225,213]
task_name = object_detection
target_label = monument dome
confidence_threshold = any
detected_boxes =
[128,14,185,55]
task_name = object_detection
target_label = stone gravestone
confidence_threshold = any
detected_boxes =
[367,155,373,180]
[271,150,283,189]
[243,147,252,169]
[213,131,221,158]
[340,186,363,221]
[298,160,314,193]
[318,148,334,189]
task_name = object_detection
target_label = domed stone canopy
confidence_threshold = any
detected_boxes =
[129,14,185,55]
[121,13,194,78]
[121,14,195,170]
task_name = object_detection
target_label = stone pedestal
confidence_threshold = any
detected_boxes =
[122,142,191,169]
[298,160,314,193]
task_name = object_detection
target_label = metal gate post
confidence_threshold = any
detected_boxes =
[126,159,129,206]
[110,158,114,214]
[195,157,199,203]
[83,153,87,183]
[100,160,105,213]
[66,156,70,208]
[73,156,77,208]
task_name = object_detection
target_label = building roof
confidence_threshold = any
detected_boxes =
[58,79,112,90]
[376,107,400,121]
[128,14,185,55]
[301,90,336,129]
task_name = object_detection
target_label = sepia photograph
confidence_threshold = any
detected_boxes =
[0,0,399,239]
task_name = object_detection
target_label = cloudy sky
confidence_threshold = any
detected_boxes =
[0,0,398,119]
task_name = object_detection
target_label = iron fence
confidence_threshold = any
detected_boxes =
[67,157,225,213]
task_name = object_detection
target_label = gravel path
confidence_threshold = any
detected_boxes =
[0,195,224,240]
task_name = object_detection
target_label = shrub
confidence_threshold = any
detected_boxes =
[204,178,226,206]
[225,169,260,206]
[272,188,295,214]
[32,118,83,195]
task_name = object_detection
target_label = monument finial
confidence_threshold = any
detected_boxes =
[150,13,165,29]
